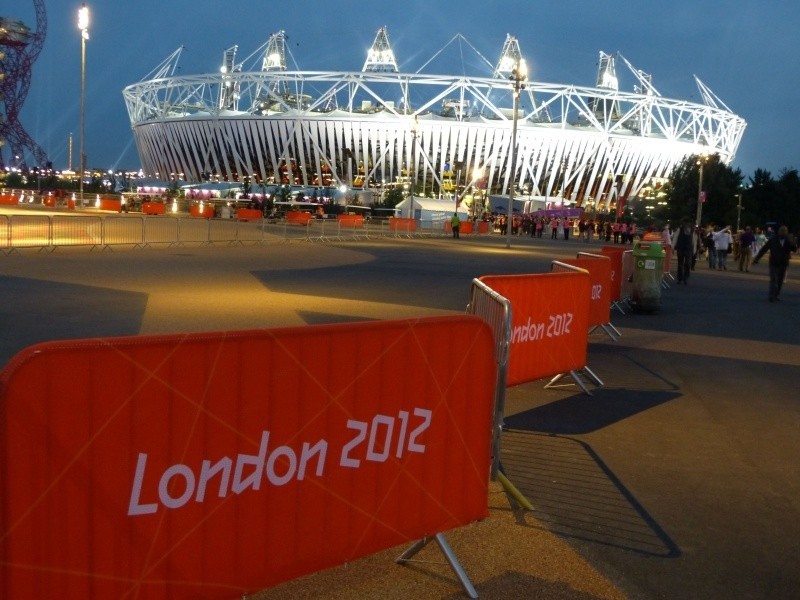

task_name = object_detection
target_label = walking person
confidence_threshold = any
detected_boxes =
[671,218,695,284]
[738,226,756,272]
[713,226,733,270]
[752,225,797,302]
[705,228,717,269]
[450,212,460,239]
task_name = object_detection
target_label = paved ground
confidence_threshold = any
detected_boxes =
[1,232,798,599]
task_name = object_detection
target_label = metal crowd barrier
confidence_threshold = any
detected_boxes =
[51,216,104,250]
[102,215,145,249]
[548,260,604,395]
[9,214,51,251]
[466,278,533,511]
[143,216,180,247]
[0,215,9,252]
[621,249,634,305]
[0,212,453,252]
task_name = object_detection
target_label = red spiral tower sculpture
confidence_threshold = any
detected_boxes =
[0,0,48,169]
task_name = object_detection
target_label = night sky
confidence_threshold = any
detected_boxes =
[11,0,799,179]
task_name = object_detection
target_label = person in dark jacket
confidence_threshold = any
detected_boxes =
[671,218,696,284]
[753,225,797,302]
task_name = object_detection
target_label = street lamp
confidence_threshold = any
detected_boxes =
[78,4,90,206]
[506,58,527,249]
[736,188,744,231]
[694,154,708,228]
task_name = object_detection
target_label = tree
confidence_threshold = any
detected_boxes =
[660,154,744,228]
[378,187,404,209]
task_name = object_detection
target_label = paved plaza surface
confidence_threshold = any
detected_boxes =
[1,233,799,599]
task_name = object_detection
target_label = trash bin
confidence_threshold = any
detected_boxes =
[631,239,665,312]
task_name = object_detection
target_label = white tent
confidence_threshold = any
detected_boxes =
[394,197,468,222]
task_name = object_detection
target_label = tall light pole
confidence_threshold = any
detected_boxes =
[78,4,90,205]
[694,154,708,228]
[736,189,743,231]
[506,58,527,249]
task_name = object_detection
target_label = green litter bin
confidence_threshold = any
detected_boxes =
[631,240,665,312]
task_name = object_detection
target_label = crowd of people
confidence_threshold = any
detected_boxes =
[483,214,640,243]
[667,219,798,301]
[474,212,798,303]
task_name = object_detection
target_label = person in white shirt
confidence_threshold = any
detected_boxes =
[712,226,733,270]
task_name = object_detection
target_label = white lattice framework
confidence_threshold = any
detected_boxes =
[123,68,746,209]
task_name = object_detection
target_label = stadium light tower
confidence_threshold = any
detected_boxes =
[78,3,89,204]
[506,58,527,249]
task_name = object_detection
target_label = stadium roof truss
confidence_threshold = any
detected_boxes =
[123,69,746,209]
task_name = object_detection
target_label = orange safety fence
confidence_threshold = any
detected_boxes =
[562,255,613,330]
[0,194,20,206]
[142,201,166,215]
[98,196,122,211]
[0,316,495,599]
[444,220,474,234]
[478,271,590,387]
[389,217,417,233]
[336,214,365,228]
[286,210,313,225]
[600,246,625,302]
[190,204,215,218]
[236,208,263,221]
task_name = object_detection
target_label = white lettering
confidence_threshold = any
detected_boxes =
[340,419,368,468]
[158,464,195,509]
[232,431,269,494]
[265,446,297,486]
[511,317,545,344]
[128,453,158,516]
[195,457,232,502]
[408,408,432,453]
[298,440,327,480]
[366,414,395,463]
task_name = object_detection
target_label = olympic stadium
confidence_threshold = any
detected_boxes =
[122,28,746,215]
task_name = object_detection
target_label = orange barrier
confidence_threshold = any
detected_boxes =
[286,210,313,225]
[43,196,57,207]
[236,208,263,221]
[190,204,215,218]
[98,197,122,212]
[336,214,364,227]
[479,272,590,387]
[0,194,19,206]
[663,244,673,282]
[444,220,473,234]
[389,217,417,232]
[142,201,166,215]
[600,246,626,303]
[478,221,490,234]
[567,253,620,341]
[561,256,613,331]
[0,316,495,599]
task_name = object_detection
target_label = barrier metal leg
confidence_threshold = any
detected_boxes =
[611,299,626,315]
[396,533,478,599]
[497,470,533,511]
[545,370,593,395]
[605,322,622,339]
[599,323,621,341]
[580,365,604,387]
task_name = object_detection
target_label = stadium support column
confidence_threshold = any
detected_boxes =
[506,59,527,249]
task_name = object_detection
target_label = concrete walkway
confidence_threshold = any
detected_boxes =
[1,234,798,599]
